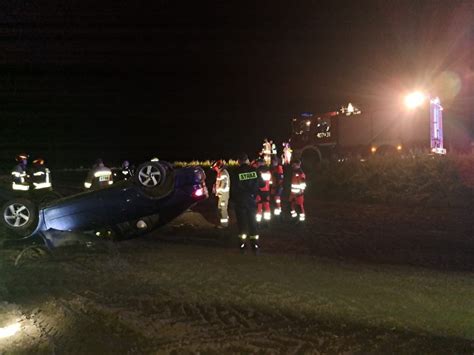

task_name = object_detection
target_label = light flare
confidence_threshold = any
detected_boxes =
[0,322,20,338]
[404,91,426,109]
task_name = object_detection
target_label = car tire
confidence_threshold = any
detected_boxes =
[134,161,174,198]
[1,198,39,238]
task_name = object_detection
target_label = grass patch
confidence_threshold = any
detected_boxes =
[311,154,474,207]
[172,154,474,207]
[173,159,240,168]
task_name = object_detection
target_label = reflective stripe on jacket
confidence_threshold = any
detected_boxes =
[216,169,230,194]
[290,168,306,194]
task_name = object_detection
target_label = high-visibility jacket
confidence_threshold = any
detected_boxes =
[282,146,292,165]
[31,165,52,190]
[262,142,271,156]
[84,165,113,190]
[257,166,271,193]
[11,164,30,191]
[215,168,230,196]
[290,168,306,195]
[271,143,277,155]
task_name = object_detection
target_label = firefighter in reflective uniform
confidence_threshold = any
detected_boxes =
[31,158,52,191]
[255,158,272,223]
[117,160,134,181]
[11,154,30,191]
[289,159,306,221]
[230,153,263,253]
[282,142,292,165]
[270,139,277,161]
[261,138,272,165]
[270,156,284,216]
[84,158,113,190]
[211,160,230,228]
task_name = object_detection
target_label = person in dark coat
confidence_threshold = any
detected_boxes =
[230,153,264,254]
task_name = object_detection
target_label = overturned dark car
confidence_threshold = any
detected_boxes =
[0,161,208,248]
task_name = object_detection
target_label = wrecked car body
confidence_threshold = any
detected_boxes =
[0,161,208,248]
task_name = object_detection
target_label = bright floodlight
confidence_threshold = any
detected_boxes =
[404,91,426,109]
[340,102,361,115]
[347,103,354,114]
[0,322,20,338]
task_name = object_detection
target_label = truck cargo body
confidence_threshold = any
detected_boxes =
[291,100,443,161]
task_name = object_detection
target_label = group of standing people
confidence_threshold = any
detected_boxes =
[211,146,306,254]
[11,155,136,194]
[11,154,52,192]
[84,159,134,190]
[260,138,293,166]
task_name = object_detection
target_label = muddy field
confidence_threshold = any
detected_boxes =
[0,175,473,353]
[193,196,474,272]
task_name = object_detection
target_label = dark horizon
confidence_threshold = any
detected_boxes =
[1,1,472,165]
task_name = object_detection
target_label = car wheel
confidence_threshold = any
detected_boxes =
[1,198,39,238]
[134,162,174,198]
[136,162,166,187]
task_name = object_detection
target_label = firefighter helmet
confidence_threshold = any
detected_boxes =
[15,154,28,162]
[211,160,224,171]
[33,158,45,165]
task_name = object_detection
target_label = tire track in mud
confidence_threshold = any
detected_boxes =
[0,289,454,352]
[33,291,444,354]
[37,290,323,353]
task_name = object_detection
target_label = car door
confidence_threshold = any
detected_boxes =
[42,190,106,231]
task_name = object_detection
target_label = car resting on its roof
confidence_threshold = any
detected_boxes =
[0,161,208,248]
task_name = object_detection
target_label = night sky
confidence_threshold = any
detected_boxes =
[0,0,472,166]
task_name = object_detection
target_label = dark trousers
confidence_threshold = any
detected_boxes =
[234,203,258,236]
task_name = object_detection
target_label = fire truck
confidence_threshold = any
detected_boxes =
[290,99,445,167]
